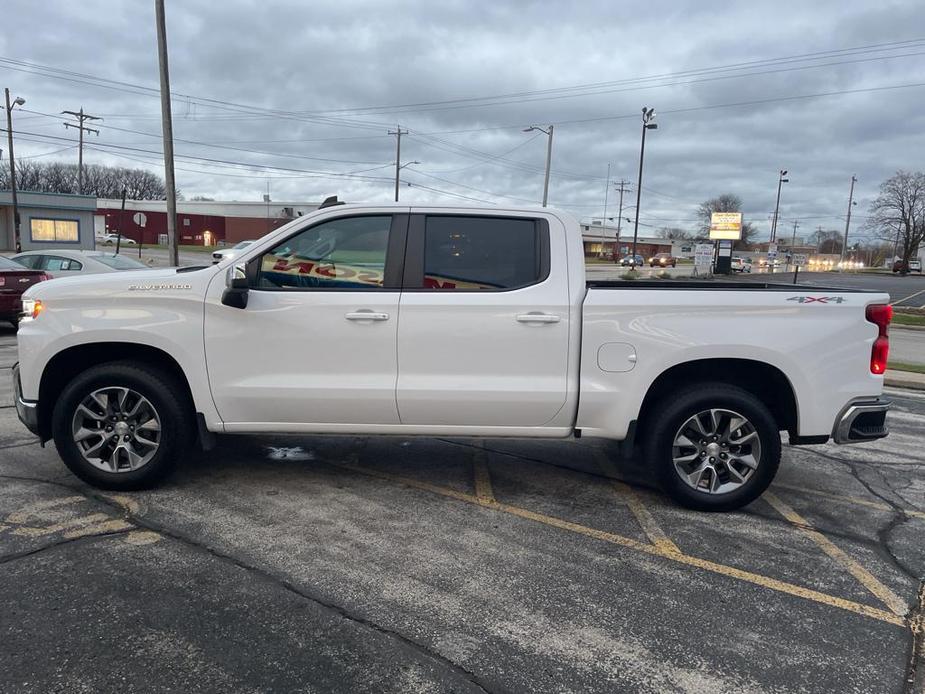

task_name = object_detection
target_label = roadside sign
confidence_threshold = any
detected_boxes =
[793,253,808,266]
[709,212,743,240]
[133,212,147,227]
[694,244,713,270]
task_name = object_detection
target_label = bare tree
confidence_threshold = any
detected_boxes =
[657,226,692,241]
[0,160,167,200]
[866,170,925,274]
[696,193,757,249]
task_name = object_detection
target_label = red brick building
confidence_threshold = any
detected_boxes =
[96,199,321,246]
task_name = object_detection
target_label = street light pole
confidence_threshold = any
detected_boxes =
[523,125,554,206]
[631,107,657,268]
[770,169,788,243]
[840,174,857,270]
[4,88,25,253]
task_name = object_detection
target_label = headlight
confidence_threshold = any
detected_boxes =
[21,298,44,320]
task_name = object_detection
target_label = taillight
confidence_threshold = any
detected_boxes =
[21,298,44,320]
[0,277,5,287]
[866,304,892,374]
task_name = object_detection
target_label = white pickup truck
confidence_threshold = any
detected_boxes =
[13,203,893,510]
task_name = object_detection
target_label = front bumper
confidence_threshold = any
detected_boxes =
[832,399,890,444]
[12,363,40,437]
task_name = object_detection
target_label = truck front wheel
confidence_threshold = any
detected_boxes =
[645,384,781,511]
[52,362,193,490]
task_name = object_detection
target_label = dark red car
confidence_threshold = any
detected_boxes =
[0,256,52,327]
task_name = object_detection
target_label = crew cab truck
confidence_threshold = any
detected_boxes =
[12,204,893,510]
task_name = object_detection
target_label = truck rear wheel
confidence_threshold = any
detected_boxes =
[52,362,193,490]
[645,384,781,511]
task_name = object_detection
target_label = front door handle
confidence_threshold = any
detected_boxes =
[516,313,561,324]
[345,311,390,321]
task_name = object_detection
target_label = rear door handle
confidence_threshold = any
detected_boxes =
[345,311,390,321]
[516,313,561,324]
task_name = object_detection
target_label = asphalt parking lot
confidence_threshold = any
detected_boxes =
[1,322,924,693]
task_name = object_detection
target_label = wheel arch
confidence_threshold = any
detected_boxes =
[636,358,798,440]
[37,342,195,442]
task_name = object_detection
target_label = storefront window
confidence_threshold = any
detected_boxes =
[30,218,79,242]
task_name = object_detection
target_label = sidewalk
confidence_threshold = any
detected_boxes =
[884,369,925,391]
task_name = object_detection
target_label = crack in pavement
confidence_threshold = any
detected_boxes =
[905,581,925,694]
[87,492,495,694]
[0,528,133,565]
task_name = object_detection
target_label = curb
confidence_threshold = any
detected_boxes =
[884,373,925,392]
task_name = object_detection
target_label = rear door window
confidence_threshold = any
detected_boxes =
[420,216,546,290]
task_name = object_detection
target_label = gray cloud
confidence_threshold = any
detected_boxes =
[2,0,924,242]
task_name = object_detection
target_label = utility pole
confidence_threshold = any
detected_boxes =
[840,174,857,270]
[155,0,179,267]
[615,179,629,260]
[61,108,101,194]
[789,220,799,270]
[600,163,610,258]
[4,88,25,253]
[815,225,824,253]
[389,126,408,202]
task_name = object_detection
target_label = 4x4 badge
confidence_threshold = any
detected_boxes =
[787,296,845,304]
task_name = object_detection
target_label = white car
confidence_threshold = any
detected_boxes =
[99,233,137,246]
[13,204,892,511]
[730,257,752,273]
[11,249,150,276]
[212,240,257,264]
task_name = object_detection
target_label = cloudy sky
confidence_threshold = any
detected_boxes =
[2,0,924,241]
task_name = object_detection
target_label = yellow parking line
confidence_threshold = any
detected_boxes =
[472,442,496,505]
[891,287,925,307]
[774,483,925,520]
[333,460,905,627]
[764,492,908,617]
[595,453,681,554]
[5,496,84,525]
[12,512,112,538]
[62,518,133,539]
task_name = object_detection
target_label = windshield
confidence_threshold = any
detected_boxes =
[95,254,148,270]
[233,241,254,249]
[0,256,27,270]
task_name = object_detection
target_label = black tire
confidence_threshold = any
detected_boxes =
[644,384,781,511]
[52,361,193,490]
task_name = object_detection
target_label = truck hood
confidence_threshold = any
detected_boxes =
[23,265,218,300]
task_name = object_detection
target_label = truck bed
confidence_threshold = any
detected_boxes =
[586,279,866,292]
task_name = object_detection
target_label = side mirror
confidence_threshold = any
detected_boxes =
[221,262,249,309]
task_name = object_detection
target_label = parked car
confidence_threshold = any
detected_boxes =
[13,205,892,512]
[0,256,52,326]
[212,240,257,264]
[619,254,645,267]
[12,250,150,277]
[99,233,137,246]
[892,258,922,273]
[731,257,753,273]
[648,253,677,268]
